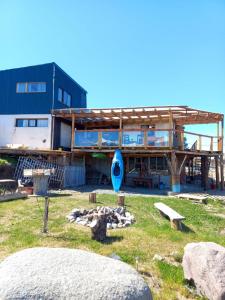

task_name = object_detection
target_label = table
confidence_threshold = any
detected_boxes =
[133,177,152,188]
[0,179,17,195]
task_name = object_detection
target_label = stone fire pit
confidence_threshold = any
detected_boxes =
[67,206,135,229]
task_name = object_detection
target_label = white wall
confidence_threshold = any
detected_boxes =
[0,114,52,149]
[60,122,71,148]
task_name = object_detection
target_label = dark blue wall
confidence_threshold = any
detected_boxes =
[0,63,87,114]
[54,64,87,109]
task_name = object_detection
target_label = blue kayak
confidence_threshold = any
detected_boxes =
[111,149,124,192]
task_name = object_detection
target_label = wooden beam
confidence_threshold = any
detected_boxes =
[169,110,173,148]
[71,114,75,150]
[215,156,219,189]
[220,154,224,190]
[178,155,187,175]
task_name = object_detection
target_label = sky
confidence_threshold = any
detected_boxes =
[0,0,225,136]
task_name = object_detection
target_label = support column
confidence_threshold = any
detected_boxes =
[215,156,219,189]
[166,152,187,193]
[220,118,224,190]
[119,112,123,148]
[220,154,224,190]
[71,114,75,151]
[201,156,209,191]
[169,110,173,149]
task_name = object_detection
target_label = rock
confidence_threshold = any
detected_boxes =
[153,254,164,262]
[110,253,122,261]
[182,242,225,300]
[71,208,80,217]
[67,215,75,222]
[124,221,131,227]
[79,220,88,226]
[75,217,81,223]
[107,223,112,229]
[125,212,131,218]
[115,207,125,215]
[112,223,118,229]
[68,206,135,230]
[0,248,152,300]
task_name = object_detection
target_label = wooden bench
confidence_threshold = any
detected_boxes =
[154,202,185,230]
[176,193,207,204]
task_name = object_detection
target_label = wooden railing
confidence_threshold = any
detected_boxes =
[73,128,222,152]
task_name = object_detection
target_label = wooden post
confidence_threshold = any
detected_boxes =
[71,114,75,151]
[220,118,224,190]
[43,196,49,233]
[117,193,125,206]
[215,156,219,189]
[89,192,96,203]
[220,155,224,190]
[201,156,209,190]
[144,130,147,148]
[180,129,184,150]
[217,121,220,151]
[119,112,123,148]
[169,110,173,149]
[210,137,213,152]
[198,136,202,151]
[98,132,102,148]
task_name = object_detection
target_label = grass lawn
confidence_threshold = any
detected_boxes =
[1,193,225,299]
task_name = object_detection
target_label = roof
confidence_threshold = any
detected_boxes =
[52,105,223,125]
[0,62,87,93]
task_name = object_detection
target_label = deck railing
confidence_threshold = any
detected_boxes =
[73,129,222,152]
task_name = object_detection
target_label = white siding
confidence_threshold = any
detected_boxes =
[0,114,52,149]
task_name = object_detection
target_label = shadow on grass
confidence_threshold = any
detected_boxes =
[182,223,195,233]
[47,193,73,197]
[45,233,77,242]
[101,236,123,244]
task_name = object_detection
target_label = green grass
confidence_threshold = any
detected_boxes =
[0,193,225,299]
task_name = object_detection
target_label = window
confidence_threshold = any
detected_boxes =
[37,119,48,127]
[67,93,71,106]
[63,91,72,106]
[28,119,36,127]
[16,119,48,127]
[58,88,63,102]
[58,88,72,107]
[16,119,29,127]
[16,83,26,93]
[27,82,46,93]
[16,82,46,93]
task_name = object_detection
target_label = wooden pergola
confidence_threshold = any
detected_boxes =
[52,105,223,125]
[52,105,224,190]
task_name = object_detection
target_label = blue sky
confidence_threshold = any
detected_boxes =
[0,0,224,135]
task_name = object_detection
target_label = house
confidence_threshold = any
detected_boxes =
[0,63,87,150]
[0,63,224,191]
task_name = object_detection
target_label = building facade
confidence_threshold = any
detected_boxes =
[0,63,224,191]
[0,63,87,150]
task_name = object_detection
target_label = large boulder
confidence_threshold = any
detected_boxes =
[182,242,225,300]
[0,247,152,300]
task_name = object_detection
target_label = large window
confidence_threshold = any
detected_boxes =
[58,88,63,102]
[16,119,48,127]
[58,88,72,107]
[16,83,26,93]
[16,82,46,93]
